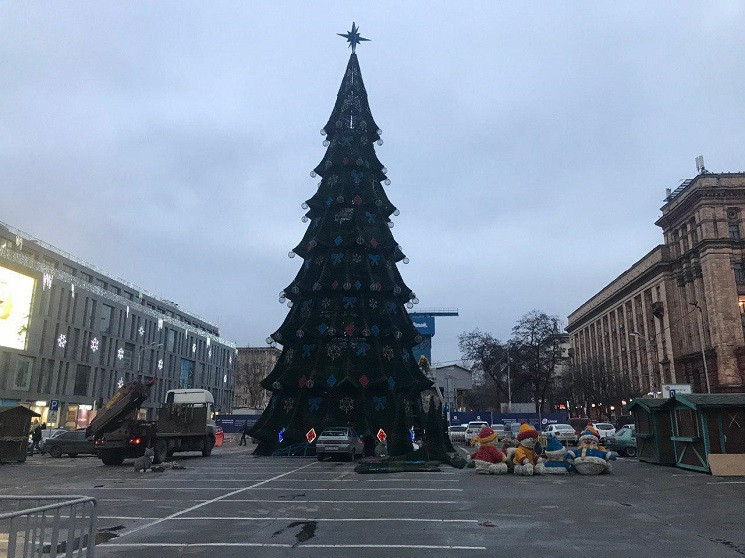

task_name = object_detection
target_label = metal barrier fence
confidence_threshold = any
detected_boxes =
[0,496,97,558]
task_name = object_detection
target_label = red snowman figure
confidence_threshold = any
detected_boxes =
[470,426,509,474]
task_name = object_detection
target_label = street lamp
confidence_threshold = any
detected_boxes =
[688,302,712,393]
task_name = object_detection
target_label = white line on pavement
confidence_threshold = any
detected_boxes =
[212,499,462,508]
[228,487,463,491]
[118,460,317,538]
[706,481,745,484]
[103,543,487,550]
[94,516,479,523]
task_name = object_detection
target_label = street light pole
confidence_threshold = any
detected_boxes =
[506,343,512,412]
[688,303,712,394]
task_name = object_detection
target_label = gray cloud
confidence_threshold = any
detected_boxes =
[2,3,744,362]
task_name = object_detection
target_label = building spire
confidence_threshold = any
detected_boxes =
[337,22,370,53]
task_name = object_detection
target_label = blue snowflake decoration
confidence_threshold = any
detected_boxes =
[302,344,315,357]
[368,254,380,266]
[364,211,375,223]
[343,296,357,309]
[331,253,344,265]
[386,302,397,314]
[356,343,370,356]
[340,135,353,147]
[278,427,286,443]
[327,374,337,387]
[309,397,322,412]
[402,350,411,362]
[373,396,386,411]
[301,300,312,312]
[351,170,363,184]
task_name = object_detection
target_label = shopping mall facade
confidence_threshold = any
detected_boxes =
[0,221,236,429]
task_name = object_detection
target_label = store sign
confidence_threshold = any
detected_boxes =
[410,316,435,335]
[662,384,692,398]
[0,265,35,350]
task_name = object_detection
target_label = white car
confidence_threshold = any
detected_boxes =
[543,423,578,445]
[593,422,616,442]
[448,425,467,443]
[464,421,489,444]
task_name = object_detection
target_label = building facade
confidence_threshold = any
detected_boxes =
[234,346,280,410]
[0,221,236,429]
[429,363,473,411]
[567,172,745,395]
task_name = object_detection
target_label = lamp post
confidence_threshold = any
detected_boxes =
[688,302,712,394]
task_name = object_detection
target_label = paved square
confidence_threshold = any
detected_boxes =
[3,444,745,557]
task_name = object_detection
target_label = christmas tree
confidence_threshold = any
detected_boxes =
[250,24,431,456]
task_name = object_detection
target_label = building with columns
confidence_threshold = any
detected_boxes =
[567,171,745,395]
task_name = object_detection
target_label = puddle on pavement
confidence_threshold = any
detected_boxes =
[273,520,318,545]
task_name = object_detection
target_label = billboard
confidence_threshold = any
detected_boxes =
[410,315,435,335]
[0,265,35,350]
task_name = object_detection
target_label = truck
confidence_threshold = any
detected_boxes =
[86,380,218,465]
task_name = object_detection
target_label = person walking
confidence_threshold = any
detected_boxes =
[31,424,43,453]
[239,421,249,446]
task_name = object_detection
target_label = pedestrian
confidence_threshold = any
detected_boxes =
[31,424,43,453]
[239,421,249,446]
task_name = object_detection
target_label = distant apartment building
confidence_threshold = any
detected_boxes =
[0,221,236,428]
[429,363,473,411]
[567,171,745,395]
[234,346,281,410]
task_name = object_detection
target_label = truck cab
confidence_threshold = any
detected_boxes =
[164,389,216,426]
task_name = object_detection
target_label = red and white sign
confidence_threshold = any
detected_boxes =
[306,428,317,443]
[376,428,387,442]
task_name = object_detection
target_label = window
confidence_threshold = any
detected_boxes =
[730,224,741,240]
[735,264,745,286]
[123,342,134,370]
[100,304,114,333]
[74,365,90,396]
[167,329,176,352]
[13,356,33,391]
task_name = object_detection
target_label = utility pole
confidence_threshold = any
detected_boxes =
[689,303,712,394]
[506,343,512,412]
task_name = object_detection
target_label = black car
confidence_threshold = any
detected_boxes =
[41,430,96,458]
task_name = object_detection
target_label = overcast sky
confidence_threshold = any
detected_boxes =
[2,3,745,363]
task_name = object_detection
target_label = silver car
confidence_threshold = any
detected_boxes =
[544,424,578,445]
[316,427,364,461]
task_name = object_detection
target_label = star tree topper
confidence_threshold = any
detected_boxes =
[338,22,370,53]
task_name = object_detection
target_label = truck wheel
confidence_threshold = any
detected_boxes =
[201,436,215,457]
[49,446,62,458]
[625,447,637,458]
[100,451,125,466]
[153,440,168,464]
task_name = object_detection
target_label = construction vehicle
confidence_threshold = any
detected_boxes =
[86,380,217,465]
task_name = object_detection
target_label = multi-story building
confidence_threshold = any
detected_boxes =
[428,363,472,411]
[0,221,236,429]
[567,171,745,395]
[234,346,280,410]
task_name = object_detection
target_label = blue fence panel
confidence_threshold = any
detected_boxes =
[217,414,262,433]
[449,411,568,430]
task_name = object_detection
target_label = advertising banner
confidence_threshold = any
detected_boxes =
[0,265,35,350]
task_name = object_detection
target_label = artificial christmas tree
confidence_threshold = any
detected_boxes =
[250,24,432,456]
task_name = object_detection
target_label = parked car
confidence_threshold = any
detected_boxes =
[593,423,616,442]
[490,424,508,441]
[41,430,96,458]
[316,427,364,461]
[448,425,467,443]
[464,421,489,444]
[615,414,634,430]
[28,428,68,454]
[506,422,523,439]
[543,424,578,445]
[214,426,224,447]
[607,425,637,457]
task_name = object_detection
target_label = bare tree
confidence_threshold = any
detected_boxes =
[557,357,637,418]
[510,310,562,412]
[458,329,508,409]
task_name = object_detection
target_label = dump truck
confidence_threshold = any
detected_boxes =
[86,380,218,465]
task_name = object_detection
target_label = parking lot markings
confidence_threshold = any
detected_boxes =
[231,487,463,491]
[103,543,488,550]
[118,460,317,538]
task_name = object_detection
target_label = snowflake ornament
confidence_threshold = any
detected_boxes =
[192,343,197,354]
[283,398,295,413]
[117,347,124,360]
[382,346,394,360]
[157,318,163,331]
[327,344,342,360]
[57,334,67,348]
[158,358,163,370]
[90,337,99,352]
[138,326,145,337]
[117,377,124,389]
[340,396,355,413]
[43,273,53,290]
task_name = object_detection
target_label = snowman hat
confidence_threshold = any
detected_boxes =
[516,422,538,441]
[471,426,497,446]
[545,434,565,453]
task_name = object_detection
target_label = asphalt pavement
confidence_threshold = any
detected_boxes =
[2,443,745,557]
